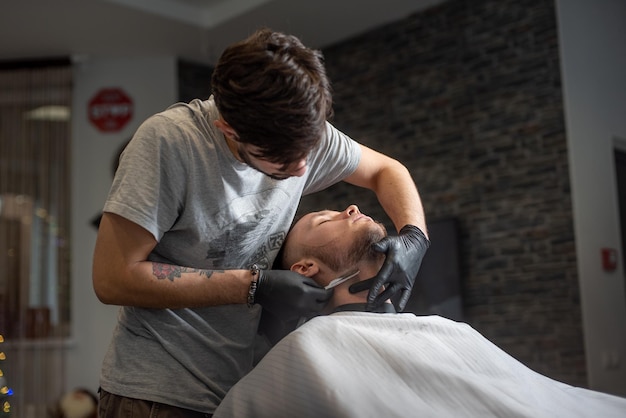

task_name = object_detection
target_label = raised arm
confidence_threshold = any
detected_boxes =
[343,144,431,311]
[344,144,427,234]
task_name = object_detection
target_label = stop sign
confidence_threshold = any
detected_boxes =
[88,88,134,132]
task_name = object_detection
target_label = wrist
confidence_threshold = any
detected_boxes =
[400,224,431,249]
[247,264,259,308]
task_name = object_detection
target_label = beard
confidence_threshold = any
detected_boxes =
[345,222,388,266]
[315,221,387,272]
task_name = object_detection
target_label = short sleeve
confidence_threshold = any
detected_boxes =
[302,122,362,195]
[103,114,189,241]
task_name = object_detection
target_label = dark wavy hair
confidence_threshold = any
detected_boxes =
[211,28,333,166]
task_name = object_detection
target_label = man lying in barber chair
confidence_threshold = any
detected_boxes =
[214,205,626,418]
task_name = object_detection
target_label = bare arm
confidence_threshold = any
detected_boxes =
[344,144,431,310]
[92,212,251,308]
[344,144,428,237]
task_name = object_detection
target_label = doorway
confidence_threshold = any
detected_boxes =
[614,141,626,299]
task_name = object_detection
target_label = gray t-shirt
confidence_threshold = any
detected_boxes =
[99,96,361,413]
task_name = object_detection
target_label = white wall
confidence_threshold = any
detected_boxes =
[556,0,626,395]
[69,56,177,393]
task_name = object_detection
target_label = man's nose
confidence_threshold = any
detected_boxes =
[344,205,360,217]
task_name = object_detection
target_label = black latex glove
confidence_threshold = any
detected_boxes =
[350,224,430,311]
[255,270,333,321]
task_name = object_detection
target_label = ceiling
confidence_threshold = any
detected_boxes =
[1,0,446,65]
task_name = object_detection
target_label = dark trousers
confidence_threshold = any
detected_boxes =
[99,389,213,418]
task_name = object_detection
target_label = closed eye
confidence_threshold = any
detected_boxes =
[313,210,338,226]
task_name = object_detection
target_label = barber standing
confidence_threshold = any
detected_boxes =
[93,28,430,417]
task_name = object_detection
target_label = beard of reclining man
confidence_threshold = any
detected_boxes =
[280,204,389,313]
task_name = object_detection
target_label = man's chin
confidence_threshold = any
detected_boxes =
[348,226,387,265]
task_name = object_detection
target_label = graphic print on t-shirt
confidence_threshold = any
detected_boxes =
[204,207,286,270]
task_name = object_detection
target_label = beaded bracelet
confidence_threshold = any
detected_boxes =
[247,264,259,308]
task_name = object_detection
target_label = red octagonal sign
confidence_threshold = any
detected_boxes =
[88,88,134,133]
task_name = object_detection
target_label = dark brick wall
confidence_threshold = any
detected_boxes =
[299,0,586,386]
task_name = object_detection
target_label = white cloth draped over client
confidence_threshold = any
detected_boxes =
[215,313,626,418]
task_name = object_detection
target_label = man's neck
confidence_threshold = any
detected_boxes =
[316,260,386,313]
[224,134,243,162]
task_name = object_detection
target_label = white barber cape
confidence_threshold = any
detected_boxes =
[214,312,626,418]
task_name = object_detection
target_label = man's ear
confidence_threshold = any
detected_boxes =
[290,259,320,278]
[214,118,239,140]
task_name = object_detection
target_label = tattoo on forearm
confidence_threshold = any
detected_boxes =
[152,263,222,281]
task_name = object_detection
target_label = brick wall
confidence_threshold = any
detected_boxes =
[298,0,586,386]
